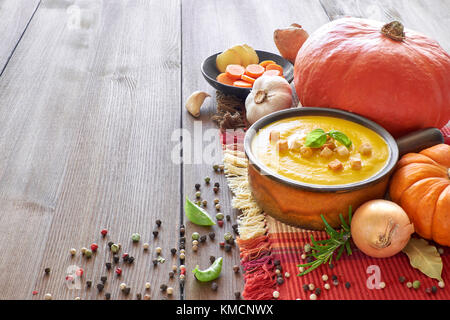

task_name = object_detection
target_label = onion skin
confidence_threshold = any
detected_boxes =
[351,200,414,258]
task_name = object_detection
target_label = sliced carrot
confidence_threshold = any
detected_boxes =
[263,69,281,77]
[225,64,245,80]
[233,80,253,88]
[259,60,276,68]
[241,74,256,84]
[265,63,284,74]
[245,64,265,78]
[216,73,235,86]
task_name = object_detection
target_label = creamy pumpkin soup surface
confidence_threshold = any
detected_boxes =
[251,116,389,185]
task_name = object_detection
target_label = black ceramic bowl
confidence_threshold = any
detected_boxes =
[201,50,294,99]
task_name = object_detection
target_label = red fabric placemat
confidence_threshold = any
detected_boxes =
[268,216,449,300]
[224,127,450,300]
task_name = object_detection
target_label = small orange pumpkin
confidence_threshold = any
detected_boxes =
[390,144,450,246]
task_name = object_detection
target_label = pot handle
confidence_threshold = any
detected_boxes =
[396,128,444,156]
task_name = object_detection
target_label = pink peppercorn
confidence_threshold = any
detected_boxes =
[66,275,74,282]
[115,268,122,276]
[76,268,84,277]
[91,243,99,252]
[32,290,38,296]
[218,220,224,227]
[101,229,108,237]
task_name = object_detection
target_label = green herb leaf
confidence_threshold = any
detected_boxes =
[402,238,443,281]
[304,128,328,148]
[185,197,216,226]
[297,207,353,277]
[328,130,352,147]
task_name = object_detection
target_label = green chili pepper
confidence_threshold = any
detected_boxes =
[192,257,223,282]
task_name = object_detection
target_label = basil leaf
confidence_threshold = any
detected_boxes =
[328,130,352,147]
[304,128,328,148]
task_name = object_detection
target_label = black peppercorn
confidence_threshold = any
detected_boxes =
[160,284,168,292]
[113,256,120,263]
[155,219,162,227]
[211,282,218,291]
[128,256,135,264]
[169,271,174,278]
[152,259,158,266]
[195,183,200,191]
[101,276,107,284]
[226,215,231,221]
[209,256,216,263]
[44,267,51,275]
[214,182,220,188]
[331,275,338,281]
[276,277,284,285]
[209,232,216,240]
[108,241,114,248]
[315,288,321,296]
[136,293,142,300]
[432,286,438,293]
[97,283,104,292]
[180,227,185,236]
[303,284,309,292]
[86,280,92,288]
[234,292,241,300]
[273,259,280,266]
[105,262,112,270]
[306,256,314,263]
[153,230,159,238]
[179,243,185,250]
[171,248,177,255]
[105,292,111,300]
[398,276,406,283]
[329,263,334,269]
[276,265,282,271]
[226,238,235,245]
[199,235,207,243]
[233,265,240,273]
[123,287,130,295]
[345,282,351,289]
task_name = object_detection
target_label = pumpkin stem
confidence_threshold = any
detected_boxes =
[254,89,268,104]
[381,21,405,41]
[373,218,398,248]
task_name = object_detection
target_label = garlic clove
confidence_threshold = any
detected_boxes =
[186,91,210,118]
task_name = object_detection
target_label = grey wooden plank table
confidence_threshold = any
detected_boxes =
[0,0,448,300]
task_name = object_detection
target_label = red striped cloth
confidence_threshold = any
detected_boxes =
[442,126,450,144]
[227,127,449,300]
[268,216,449,300]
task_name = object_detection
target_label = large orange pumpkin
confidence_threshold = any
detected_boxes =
[389,144,450,246]
[294,18,450,138]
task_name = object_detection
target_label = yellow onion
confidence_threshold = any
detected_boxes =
[351,200,414,258]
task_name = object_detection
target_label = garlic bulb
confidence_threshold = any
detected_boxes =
[245,76,292,125]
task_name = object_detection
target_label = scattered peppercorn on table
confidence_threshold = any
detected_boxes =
[0,0,449,300]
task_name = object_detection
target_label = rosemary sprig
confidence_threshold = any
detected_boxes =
[297,206,353,276]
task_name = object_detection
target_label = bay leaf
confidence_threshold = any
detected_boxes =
[402,238,443,281]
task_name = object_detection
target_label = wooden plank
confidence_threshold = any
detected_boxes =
[0,0,41,73]
[319,0,450,51]
[0,0,181,299]
[181,0,330,300]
